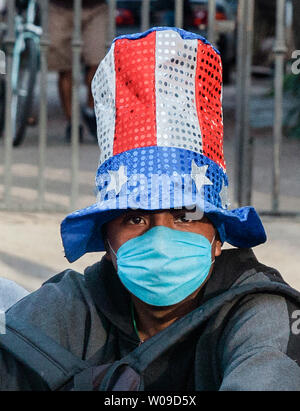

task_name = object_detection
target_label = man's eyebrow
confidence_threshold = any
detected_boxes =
[124,209,149,214]
[122,210,151,217]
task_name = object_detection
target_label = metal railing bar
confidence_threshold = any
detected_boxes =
[107,0,116,45]
[272,0,287,212]
[258,211,300,218]
[175,0,183,28]
[234,0,254,207]
[241,0,255,207]
[37,0,49,210]
[3,0,15,208]
[207,0,216,44]
[234,0,246,206]
[141,0,150,32]
[70,0,82,211]
[0,202,69,213]
[0,0,299,217]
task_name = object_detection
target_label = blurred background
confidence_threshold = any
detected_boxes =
[0,0,299,292]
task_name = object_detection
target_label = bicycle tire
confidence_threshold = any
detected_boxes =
[0,77,4,138]
[11,36,38,147]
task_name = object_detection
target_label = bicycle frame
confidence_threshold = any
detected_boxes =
[11,0,41,93]
[10,0,42,140]
[0,0,6,58]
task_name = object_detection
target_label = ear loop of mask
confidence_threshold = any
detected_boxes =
[106,239,118,271]
[210,235,216,265]
[107,239,117,258]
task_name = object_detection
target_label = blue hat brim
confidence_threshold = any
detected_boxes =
[61,201,266,263]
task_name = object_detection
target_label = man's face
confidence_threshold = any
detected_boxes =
[105,209,222,268]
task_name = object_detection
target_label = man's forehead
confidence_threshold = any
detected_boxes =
[121,208,204,216]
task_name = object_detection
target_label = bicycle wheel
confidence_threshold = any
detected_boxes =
[11,36,38,147]
[0,76,4,138]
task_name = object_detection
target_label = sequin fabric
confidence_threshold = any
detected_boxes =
[92,27,225,170]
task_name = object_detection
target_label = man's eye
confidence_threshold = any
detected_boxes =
[174,215,193,223]
[128,216,145,225]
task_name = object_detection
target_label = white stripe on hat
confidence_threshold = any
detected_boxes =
[155,30,203,153]
[92,42,116,165]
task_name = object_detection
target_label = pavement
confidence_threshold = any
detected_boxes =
[0,73,299,293]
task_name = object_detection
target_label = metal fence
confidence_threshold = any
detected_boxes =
[234,0,295,216]
[0,0,298,215]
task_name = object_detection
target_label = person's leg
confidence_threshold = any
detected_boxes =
[80,65,98,139]
[59,70,84,142]
[86,65,98,110]
[58,70,72,121]
[81,65,97,139]
[81,3,108,139]
[48,4,83,141]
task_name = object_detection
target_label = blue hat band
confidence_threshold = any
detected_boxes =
[95,146,229,212]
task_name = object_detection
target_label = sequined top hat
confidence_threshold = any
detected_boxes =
[61,27,266,263]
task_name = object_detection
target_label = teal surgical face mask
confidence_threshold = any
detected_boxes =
[108,226,215,307]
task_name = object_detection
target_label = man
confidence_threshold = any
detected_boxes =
[1,27,300,391]
[48,0,108,141]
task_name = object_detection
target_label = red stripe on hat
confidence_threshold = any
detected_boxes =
[113,32,157,155]
[195,41,226,170]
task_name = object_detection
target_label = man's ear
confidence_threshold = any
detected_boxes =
[103,238,112,261]
[103,238,118,271]
[215,239,222,257]
[213,230,222,258]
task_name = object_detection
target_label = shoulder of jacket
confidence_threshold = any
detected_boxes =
[217,248,283,281]
[203,248,285,302]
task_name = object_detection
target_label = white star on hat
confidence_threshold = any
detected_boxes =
[219,181,230,209]
[190,161,213,192]
[106,165,128,195]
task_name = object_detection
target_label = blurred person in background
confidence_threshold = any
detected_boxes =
[48,0,108,142]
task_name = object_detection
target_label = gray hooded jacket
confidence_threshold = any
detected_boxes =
[1,248,300,391]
